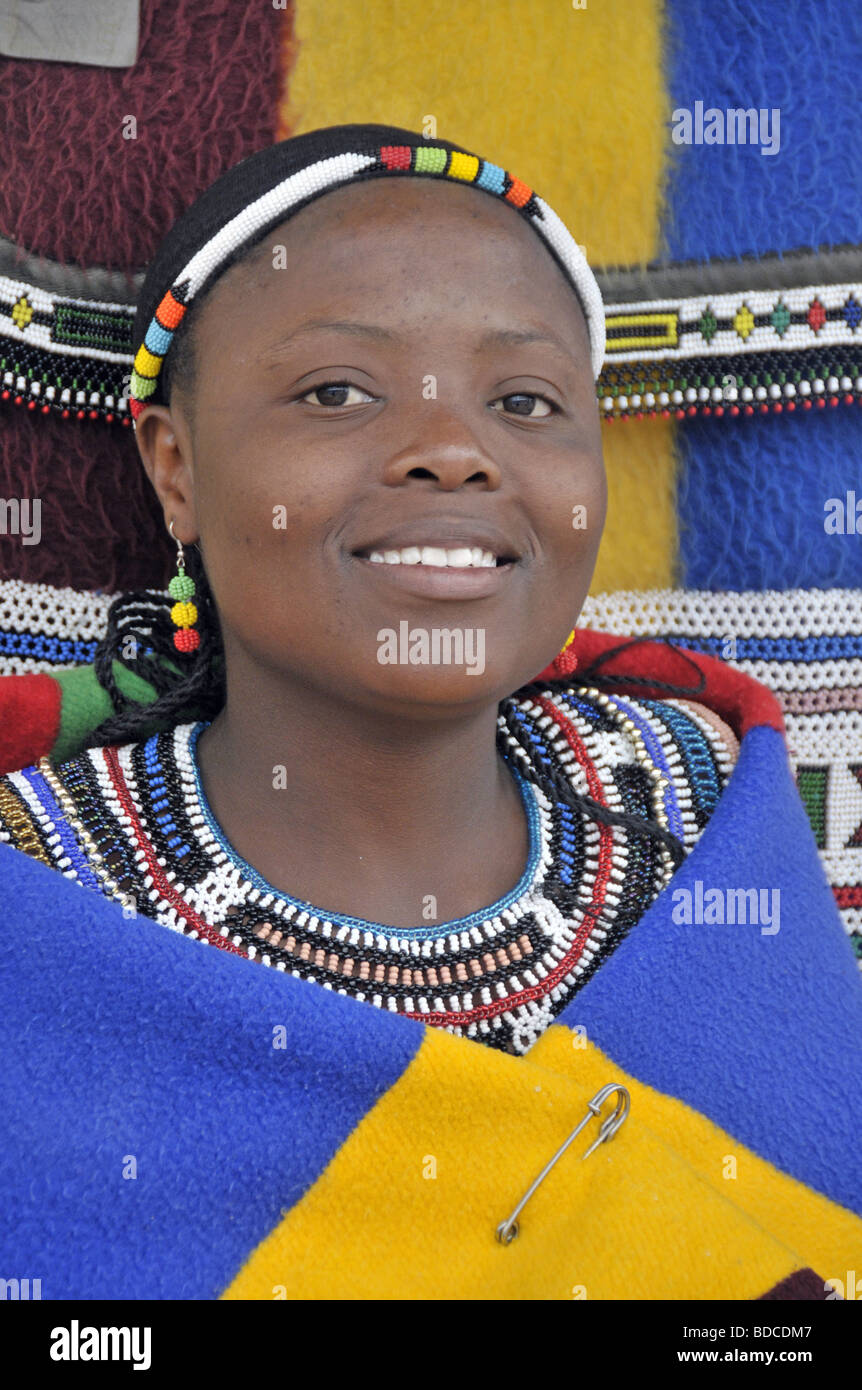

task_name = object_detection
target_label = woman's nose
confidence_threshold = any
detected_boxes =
[381,410,503,490]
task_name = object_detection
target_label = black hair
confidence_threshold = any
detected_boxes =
[82,542,225,748]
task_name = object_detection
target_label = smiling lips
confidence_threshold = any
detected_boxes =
[350,524,520,598]
[352,523,520,570]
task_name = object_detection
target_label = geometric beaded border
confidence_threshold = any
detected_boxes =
[605,281,862,361]
[600,280,862,422]
[599,343,862,423]
[0,273,134,427]
[4,253,861,428]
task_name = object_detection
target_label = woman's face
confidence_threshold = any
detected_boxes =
[140,176,606,715]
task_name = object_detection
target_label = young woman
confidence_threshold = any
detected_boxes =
[1,125,858,1300]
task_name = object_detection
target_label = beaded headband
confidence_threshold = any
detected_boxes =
[129,123,606,420]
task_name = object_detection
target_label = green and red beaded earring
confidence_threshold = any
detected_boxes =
[168,519,200,653]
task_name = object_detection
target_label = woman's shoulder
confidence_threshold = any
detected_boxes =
[518,683,740,854]
[642,695,740,770]
[525,683,739,771]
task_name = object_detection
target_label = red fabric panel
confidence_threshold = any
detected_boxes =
[0,674,61,774]
[0,0,288,269]
[533,628,786,739]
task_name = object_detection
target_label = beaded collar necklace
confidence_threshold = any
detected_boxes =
[33,684,685,1054]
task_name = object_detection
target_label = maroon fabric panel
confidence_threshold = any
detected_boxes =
[0,0,292,591]
[757,1268,832,1300]
[0,0,286,269]
[0,414,171,591]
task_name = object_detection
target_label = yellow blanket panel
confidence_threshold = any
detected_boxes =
[224,1023,859,1299]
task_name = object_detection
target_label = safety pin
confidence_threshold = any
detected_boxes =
[495,1082,630,1245]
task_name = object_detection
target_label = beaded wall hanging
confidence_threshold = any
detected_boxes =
[595,245,862,422]
[0,274,134,425]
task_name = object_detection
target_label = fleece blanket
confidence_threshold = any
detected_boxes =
[1,631,860,1300]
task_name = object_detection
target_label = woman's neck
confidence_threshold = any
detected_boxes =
[193,658,530,930]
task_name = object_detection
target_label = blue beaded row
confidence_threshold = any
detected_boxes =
[505,704,561,780]
[0,631,98,662]
[551,798,581,887]
[142,735,193,860]
[640,699,722,815]
[19,765,104,892]
[662,633,862,663]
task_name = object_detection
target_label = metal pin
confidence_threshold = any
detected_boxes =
[496,1082,630,1245]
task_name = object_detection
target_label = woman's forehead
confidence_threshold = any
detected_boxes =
[265,173,539,240]
[202,177,591,348]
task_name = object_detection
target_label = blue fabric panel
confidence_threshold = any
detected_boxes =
[664,0,862,590]
[664,0,862,258]
[559,725,862,1216]
[0,845,423,1299]
[676,410,862,589]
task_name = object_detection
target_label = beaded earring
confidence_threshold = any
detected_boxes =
[168,519,200,653]
[553,629,578,677]
[532,628,579,683]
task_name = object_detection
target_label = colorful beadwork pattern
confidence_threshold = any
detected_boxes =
[3,232,860,428]
[0,693,732,1057]
[579,587,862,959]
[0,577,857,964]
[0,273,135,426]
[599,280,862,421]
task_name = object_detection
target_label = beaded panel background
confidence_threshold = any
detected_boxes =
[1,575,859,965]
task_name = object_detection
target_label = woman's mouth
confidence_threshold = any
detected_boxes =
[350,542,518,599]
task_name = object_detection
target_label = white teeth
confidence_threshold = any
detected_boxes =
[364,546,502,567]
[447,548,474,568]
[420,546,448,567]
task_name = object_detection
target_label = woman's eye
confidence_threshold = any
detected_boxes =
[300,382,374,408]
[492,392,556,418]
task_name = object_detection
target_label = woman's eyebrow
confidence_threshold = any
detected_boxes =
[475,326,572,355]
[257,319,575,367]
[258,319,398,366]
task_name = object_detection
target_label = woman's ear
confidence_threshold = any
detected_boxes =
[134,403,198,542]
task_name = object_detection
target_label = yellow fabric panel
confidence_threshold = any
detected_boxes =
[530,1024,862,1284]
[277,0,678,593]
[279,0,664,265]
[222,1023,834,1301]
[591,416,679,592]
